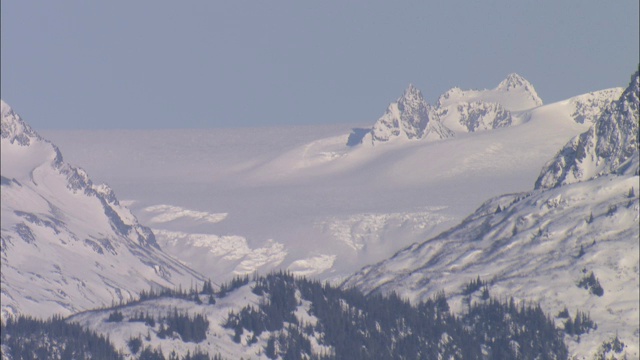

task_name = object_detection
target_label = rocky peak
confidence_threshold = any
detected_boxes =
[1,100,159,249]
[618,68,640,110]
[497,73,529,90]
[1,100,41,146]
[569,88,624,125]
[369,84,453,144]
[496,73,543,107]
[398,84,422,105]
[535,69,639,189]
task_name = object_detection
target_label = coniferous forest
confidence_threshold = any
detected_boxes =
[0,315,121,359]
[223,272,568,360]
[1,272,574,359]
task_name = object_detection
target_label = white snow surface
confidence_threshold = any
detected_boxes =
[3,70,637,358]
[143,204,228,224]
[344,174,639,358]
[343,72,640,358]
[1,100,203,321]
[40,84,605,286]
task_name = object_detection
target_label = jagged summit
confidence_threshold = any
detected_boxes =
[396,83,427,119]
[0,101,159,249]
[619,67,640,108]
[1,99,41,146]
[498,73,532,90]
[432,73,542,133]
[363,74,546,144]
[1,99,13,117]
[401,83,421,100]
[496,73,543,107]
[437,73,543,113]
[567,88,624,125]
[427,74,542,135]
[367,84,453,144]
[535,70,639,189]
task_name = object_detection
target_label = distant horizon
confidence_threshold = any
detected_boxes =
[2,1,638,130]
[5,71,634,132]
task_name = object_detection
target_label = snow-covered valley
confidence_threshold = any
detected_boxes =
[39,75,619,286]
[2,70,638,359]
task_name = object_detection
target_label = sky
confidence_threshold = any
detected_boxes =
[1,1,638,130]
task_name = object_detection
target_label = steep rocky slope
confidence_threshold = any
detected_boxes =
[1,100,203,320]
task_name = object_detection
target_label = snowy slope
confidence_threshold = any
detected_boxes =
[343,71,640,358]
[344,176,639,358]
[0,100,203,321]
[40,79,617,287]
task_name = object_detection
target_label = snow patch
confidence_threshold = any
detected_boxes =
[288,254,337,277]
[316,208,451,252]
[144,204,228,224]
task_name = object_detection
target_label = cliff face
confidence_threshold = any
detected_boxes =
[535,71,639,189]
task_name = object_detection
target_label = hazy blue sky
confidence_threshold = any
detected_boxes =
[2,1,638,130]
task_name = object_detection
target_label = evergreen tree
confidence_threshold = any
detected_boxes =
[106,310,124,322]
[127,336,142,354]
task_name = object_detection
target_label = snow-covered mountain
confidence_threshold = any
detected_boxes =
[361,73,546,143]
[38,92,603,287]
[36,73,621,292]
[437,73,543,112]
[365,84,453,144]
[2,69,635,357]
[343,70,640,358]
[567,88,625,125]
[0,100,203,321]
[441,101,514,133]
[536,73,638,189]
[434,73,542,133]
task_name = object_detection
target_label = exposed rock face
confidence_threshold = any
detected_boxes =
[495,73,543,109]
[435,73,543,133]
[1,100,202,320]
[369,84,453,144]
[453,101,512,132]
[568,88,624,125]
[535,71,639,189]
[362,73,545,145]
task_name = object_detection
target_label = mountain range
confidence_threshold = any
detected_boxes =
[1,69,638,359]
[344,70,640,358]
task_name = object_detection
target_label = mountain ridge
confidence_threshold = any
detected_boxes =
[362,73,544,146]
[535,71,639,189]
[367,84,453,144]
[342,68,640,358]
[1,100,203,320]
